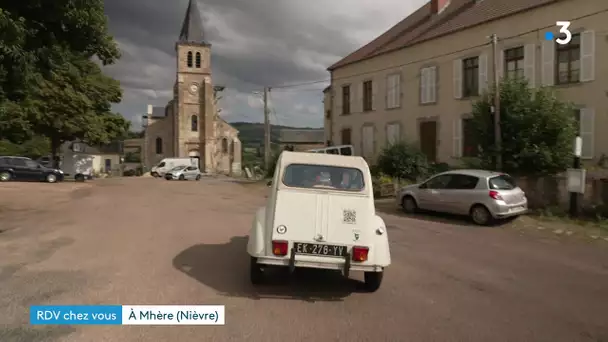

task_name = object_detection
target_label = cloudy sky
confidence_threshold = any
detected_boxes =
[102,0,427,130]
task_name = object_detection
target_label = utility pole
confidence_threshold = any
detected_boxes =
[263,87,271,171]
[491,34,502,170]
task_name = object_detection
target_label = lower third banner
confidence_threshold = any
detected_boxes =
[30,305,225,325]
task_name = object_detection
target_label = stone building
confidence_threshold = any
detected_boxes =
[142,0,242,175]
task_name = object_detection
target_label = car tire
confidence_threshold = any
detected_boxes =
[0,171,11,182]
[179,174,185,180]
[195,175,201,181]
[250,257,263,285]
[75,174,85,182]
[46,174,57,183]
[363,271,383,292]
[401,196,418,213]
[470,204,492,226]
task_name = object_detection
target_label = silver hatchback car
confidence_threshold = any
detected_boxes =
[396,169,527,225]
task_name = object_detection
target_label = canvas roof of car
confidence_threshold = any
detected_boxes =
[278,151,368,170]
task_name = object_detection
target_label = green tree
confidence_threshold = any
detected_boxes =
[470,77,577,175]
[376,142,429,182]
[0,1,127,166]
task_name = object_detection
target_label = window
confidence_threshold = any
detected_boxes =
[420,66,437,104]
[341,128,351,145]
[155,137,163,154]
[362,80,373,112]
[462,57,479,97]
[341,85,350,115]
[489,174,516,190]
[339,146,353,155]
[24,159,39,168]
[187,51,193,67]
[462,118,478,157]
[186,166,197,171]
[505,46,524,79]
[386,74,401,108]
[362,125,374,159]
[191,115,198,132]
[422,174,452,189]
[195,52,201,68]
[221,138,228,153]
[447,174,479,189]
[11,158,26,167]
[556,33,580,84]
[282,164,365,191]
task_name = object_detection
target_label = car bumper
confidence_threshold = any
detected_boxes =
[489,201,528,218]
[164,174,180,180]
[254,255,384,273]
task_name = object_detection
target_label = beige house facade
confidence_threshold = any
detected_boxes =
[143,0,242,175]
[325,0,607,165]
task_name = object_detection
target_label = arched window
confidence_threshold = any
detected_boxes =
[155,137,163,154]
[187,51,193,67]
[195,52,201,68]
[221,138,228,153]
[191,115,198,132]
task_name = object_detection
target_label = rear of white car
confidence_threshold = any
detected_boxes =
[248,153,391,292]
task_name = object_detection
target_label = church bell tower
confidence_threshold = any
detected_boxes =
[174,0,213,163]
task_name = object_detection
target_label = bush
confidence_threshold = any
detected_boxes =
[264,152,281,178]
[376,141,429,182]
[470,77,577,176]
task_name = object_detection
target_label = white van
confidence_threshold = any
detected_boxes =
[62,152,94,181]
[150,158,198,177]
[308,145,354,156]
[247,151,391,292]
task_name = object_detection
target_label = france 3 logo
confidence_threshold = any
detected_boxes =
[544,21,572,45]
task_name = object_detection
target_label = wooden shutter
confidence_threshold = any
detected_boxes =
[429,66,437,103]
[580,108,594,159]
[498,49,504,79]
[371,79,378,110]
[335,86,342,115]
[541,40,554,86]
[453,118,462,157]
[580,30,595,82]
[524,44,536,87]
[478,54,488,93]
[420,68,428,103]
[453,59,462,99]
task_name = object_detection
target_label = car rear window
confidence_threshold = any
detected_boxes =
[282,164,364,191]
[488,174,516,190]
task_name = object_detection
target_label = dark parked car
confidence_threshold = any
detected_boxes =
[0,156,64,183]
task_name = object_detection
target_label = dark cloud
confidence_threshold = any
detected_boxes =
[102,0,426,128]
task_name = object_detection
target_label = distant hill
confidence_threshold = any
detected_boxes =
[230,122,322,148]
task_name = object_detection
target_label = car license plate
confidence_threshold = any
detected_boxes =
[293,242,346,257]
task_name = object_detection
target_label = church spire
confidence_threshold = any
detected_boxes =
[179,0,206,44]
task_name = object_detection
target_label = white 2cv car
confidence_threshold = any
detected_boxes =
[247,151,391,292]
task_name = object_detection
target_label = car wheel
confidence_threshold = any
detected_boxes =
[151,172,158,177]
[46,174,57,183]
[0,171,11,182]
[470,204,492,225]
[0,171,13,182]
[179,174,185,180]
[195,174,201,181]
[363,271,383,292]
[250,257,263,285]
[75,174,85,182]
[401,196,418,213]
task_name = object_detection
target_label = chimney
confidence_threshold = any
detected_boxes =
[431,0,451,14]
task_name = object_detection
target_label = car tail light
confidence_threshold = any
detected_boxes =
[489,190,503,200]
[272,240,288,256]
[352,246,369,262]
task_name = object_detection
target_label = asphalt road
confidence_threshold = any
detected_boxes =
[1,178,607,342]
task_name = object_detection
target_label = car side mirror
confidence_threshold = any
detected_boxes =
[266,180,272,187]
